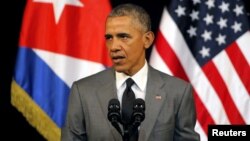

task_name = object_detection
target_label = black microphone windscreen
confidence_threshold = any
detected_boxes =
[109,98,120,106]
[132,98,145,127]
[133,98,145,111]
[107,99,123,136]
[108,99,120,112]
[108,98,121,122]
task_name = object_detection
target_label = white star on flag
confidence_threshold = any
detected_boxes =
[189,10,199,21]
[233,5,244,16]
[175,5,186,17]
[187,26,197,38]
[231,21,242,33]
[203,13,214,25]
[34,0,84,24]
[201,30,212,42]
[215,33,226,46]
[217,17,227,29]
[199,46,210,58]
[218,1,229,13]
[205,0,215,9]
[192,0,201,5]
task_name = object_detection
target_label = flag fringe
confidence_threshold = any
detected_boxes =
[11,80,61,141]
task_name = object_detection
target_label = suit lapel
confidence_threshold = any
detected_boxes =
[96,78,117,121]
[95,68,122,141]
[139,66,166,141]
[94,67,167,141]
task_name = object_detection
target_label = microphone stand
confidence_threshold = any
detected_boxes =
[122,122,140,141]
[122,124,129,141]
[108,99,124,139]
[110,117,123,136]
[108,98,145,141]
[122,98,145,141]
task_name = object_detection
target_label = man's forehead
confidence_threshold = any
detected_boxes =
[106,16,133,25]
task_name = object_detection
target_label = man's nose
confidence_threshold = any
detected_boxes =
[110,39,121,52]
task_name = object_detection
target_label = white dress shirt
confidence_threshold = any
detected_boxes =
[115,62,148,105]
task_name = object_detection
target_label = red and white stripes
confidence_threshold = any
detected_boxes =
[150,8,250,141]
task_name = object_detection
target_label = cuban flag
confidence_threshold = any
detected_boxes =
[11,0,112,140]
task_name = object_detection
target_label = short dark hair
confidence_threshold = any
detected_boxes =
[108,3,151,32]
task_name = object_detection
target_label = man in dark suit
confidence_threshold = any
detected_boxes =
[61,3,200,141]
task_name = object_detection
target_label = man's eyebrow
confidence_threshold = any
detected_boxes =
[117,33,130,37]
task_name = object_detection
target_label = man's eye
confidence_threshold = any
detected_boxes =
[117,33,130,40]
[105,37,111,40]
[105,35,112,40]
[119,34,130,40]
[121,35,128,39]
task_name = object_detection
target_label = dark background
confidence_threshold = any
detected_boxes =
[1,0,249,140]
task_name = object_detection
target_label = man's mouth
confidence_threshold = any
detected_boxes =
[112,56,125,63]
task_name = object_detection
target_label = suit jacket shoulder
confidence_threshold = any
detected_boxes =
[73,67,115,87]
[148,65,191,89]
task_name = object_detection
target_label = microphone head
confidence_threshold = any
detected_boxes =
[133,98,145,111]
[108,99,120,109]
[107,98,121,122]
[132,98,145,122]
[107,99,123,136]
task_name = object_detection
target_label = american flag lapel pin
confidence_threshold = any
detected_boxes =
[155,95,162,100]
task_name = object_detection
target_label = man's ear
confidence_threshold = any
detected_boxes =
[144,31,155,49]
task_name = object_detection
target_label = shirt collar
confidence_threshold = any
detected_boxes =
[116,62,148,91]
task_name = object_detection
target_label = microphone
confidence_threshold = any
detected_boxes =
[107,98,123,136]
[124,98,145,141]
[132,98,145,127]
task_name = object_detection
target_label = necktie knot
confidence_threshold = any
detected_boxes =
[126,78,134,88]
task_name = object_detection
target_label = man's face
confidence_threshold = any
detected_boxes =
[105,16,150,76]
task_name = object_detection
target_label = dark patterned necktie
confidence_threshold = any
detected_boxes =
[122,78,139,141]
[122,78,135,124]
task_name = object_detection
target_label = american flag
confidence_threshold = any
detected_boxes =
[149,0,250,141]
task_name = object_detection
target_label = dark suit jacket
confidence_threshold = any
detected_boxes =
[61,66,200,141]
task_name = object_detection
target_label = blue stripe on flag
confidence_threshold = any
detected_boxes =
[14,47,70,127]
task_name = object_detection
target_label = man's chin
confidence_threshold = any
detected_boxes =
[114,68,125,73]
[113,66,126,73]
